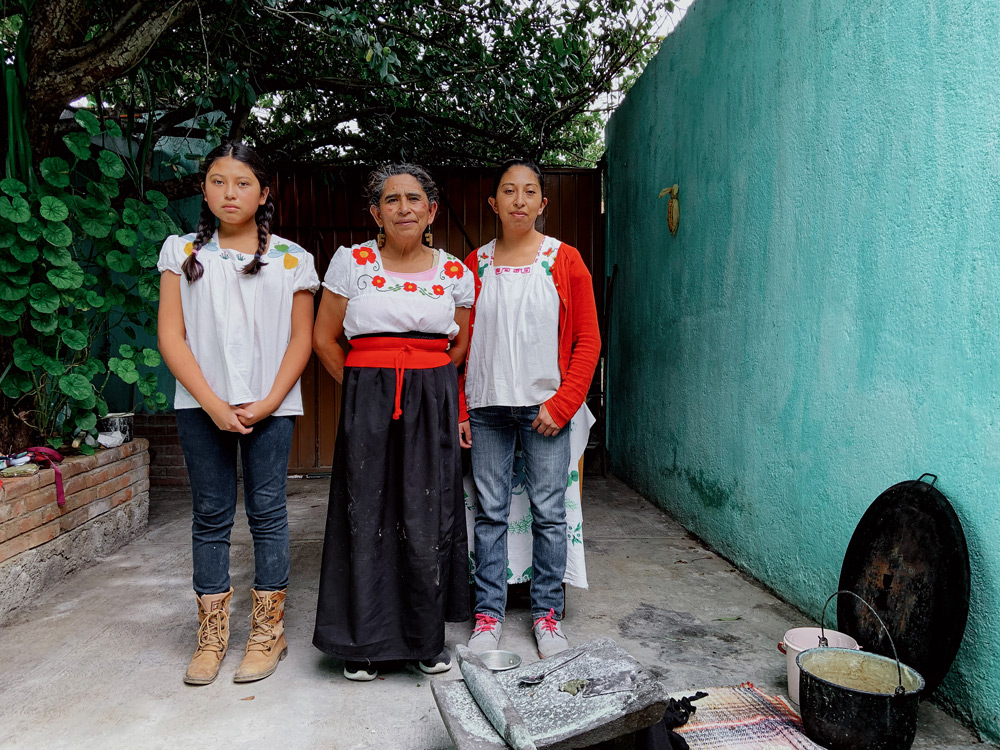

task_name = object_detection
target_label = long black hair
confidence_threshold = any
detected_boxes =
[182,142,275,282]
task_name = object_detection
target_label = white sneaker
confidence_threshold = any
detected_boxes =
[468,612,503,653]
[532,609,568,658]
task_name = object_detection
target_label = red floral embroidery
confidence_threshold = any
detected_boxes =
[432,284,445,296]
[372,276,386,288]
[353,246,376,265]
[444,260,464,279]
[403,282,418,292]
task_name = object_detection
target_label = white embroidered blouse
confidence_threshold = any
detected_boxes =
[322,241,474,339]
[157,232,320,415]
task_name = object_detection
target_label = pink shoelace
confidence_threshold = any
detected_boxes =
[533,609,559,634]
[473,612,499,633]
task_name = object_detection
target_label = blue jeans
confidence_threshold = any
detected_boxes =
[176,408,295,595]
[469,405,571,621]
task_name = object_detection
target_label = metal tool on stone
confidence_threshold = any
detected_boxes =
[517,650,585,686]
[456,645,537,750]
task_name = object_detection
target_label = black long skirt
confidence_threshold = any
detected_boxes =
[312,360,470,662]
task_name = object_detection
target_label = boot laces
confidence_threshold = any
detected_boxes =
[533,609,559,634]
[246,596,278,652]
[196,607,227,653]
[473,612,499,634]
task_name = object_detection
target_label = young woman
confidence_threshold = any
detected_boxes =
[312,164,473,681]
[157,142,319,685]
[461,159,600,658]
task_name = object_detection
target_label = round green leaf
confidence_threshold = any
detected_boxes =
[85,290,105,308]
[115,228,138,247]
[47,262,85,290]
[99,176,120,198]
[79,212,113,238]
[97,150,126,179]
[107,250,134,273]
[0,282,28,301]
[138,218,166,241]
[138,273,160,301]
[30,311,58,333]
[58,373,93,400]
[0,255,20,273]
[145,190,168,209]
[0,299,26,321]
[1,178,26,196]
[104,120,122,137]
[11,244,38,263]
[0,232,16,248]
[43,246,72,266]
[141,348,162,367]
[74,109,101,135]
[40,196,69,222]
[42,221,73,247]
[122,207,141,226]
[63,131,92,160]
[17,217,42,241]
[29,283,61,313]
[137,243,158,268]
[76,412,98,431]
[0,196,31,223]
[41,355,65,376]
[61,328,88,350]
[40,157,71,187]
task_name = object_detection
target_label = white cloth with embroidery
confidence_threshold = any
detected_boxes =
[464,403,595,589]
[465,236,561,410]
[157,232,320,416]
[322,241,474,338]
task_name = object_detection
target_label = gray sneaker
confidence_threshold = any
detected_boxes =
[532,609,568,658]
[468,612,503,653]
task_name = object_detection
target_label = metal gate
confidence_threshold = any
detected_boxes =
[273,166,605,473]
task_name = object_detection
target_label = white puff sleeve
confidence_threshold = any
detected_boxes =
[156,234,191,275]
[291,245,321,293]
[321,245,355,298]
[451,256,475,308]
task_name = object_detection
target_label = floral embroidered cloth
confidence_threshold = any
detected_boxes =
[464,405,595,588]
[321,241,474,339]
[157,232,320,415]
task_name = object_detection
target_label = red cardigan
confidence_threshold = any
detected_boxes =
[459,242,601,427]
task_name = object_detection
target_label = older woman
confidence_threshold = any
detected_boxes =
[312,165,473,680]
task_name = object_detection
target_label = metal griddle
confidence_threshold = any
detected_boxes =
[837,474,970,695]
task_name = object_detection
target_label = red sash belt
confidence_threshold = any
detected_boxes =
[345,336,451,420]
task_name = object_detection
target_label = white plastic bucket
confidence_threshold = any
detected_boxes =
[779,627,860,704]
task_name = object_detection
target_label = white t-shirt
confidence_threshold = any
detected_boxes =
[322,241,474,338]
[465,236,561,409]
[157,232,320,415]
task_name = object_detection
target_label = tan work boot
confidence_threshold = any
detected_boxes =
[184,587,233,685]
[233,589,288,683]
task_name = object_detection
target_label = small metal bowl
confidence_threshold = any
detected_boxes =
[477,650,522,671]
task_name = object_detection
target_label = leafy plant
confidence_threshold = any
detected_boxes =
[0,111,174,451]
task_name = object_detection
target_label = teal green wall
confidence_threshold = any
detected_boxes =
[605,0,1000,739]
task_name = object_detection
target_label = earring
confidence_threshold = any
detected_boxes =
[377,226,386,248]
[423,229,433,247]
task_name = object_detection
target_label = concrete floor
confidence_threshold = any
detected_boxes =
[0,475,990,750]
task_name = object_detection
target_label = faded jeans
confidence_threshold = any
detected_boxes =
[176,408,295,595]
[469,405,570,621]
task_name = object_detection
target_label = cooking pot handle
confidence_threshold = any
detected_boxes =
[820,590,905,696]
[777,641,786,655]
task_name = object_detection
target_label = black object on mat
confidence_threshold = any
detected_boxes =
[632,692,708,750]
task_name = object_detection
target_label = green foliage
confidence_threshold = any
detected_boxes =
[5,0,676,174]
[0,118,176,446]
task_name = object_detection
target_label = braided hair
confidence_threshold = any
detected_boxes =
[181,141,274,282]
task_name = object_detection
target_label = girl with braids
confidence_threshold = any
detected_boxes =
[157,142,319,686]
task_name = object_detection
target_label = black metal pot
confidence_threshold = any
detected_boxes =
[797,592,925,750]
